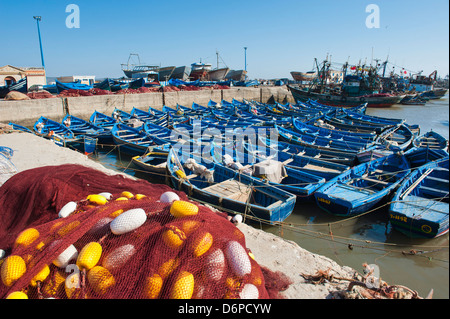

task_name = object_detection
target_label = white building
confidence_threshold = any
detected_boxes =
[57,75,95,86]
[0,65,47,88]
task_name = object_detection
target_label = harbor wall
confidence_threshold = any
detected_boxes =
[0,86,294,126]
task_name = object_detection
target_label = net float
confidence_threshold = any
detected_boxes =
[102,244,136,271]
[1,255,26,287]
[88,266,116,295]
[109,209,124,218]
[191,232,213,258]
[170,271,194,299]
[204,249,226,281]
[98,192,113,200]
[170,200,198,218]
[239,283,259,299]
[87,217,112,237]
[53,244,78,268]
[6,291,28,299]
[162,226,186,249]
[180,220,200,236]
[76,242,102,270]
[30,264,50,287]
[58,201,77,218]
[65,266,81,299]
[14,228,39,247]
[86,194,108,205]
[115,197,128,201]
[143,273,163,299]
[231,214,243,225]
[135,194,147,200]
[160,191,180,203]
[158,258,180,279]
[225,241,252,277]
[120,191,134,199]
[110,208,147,235]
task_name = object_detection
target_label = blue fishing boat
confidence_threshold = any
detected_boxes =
[260,138,357,166]
[111,123,170,156]
[389,155,449,238]
[33,116,75,147]
[131,147,170,178]
[413,130,448,151]
[0,78,27,98]
[8,122,34,134]
[242,142,350,180]
[89,111,118,130]
[292,117,377,141]
[167,147,297,223]
[211,144,327,200]
[276,125,375,153]
[55,80,93,93]
[62,114,112,144]
[314,152,411,217]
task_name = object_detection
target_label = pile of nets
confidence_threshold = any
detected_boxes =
[0,164,289,299]
[57,89,94,97]
[27,91,56,99]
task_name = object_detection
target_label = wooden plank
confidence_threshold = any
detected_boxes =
[361,177,389,185]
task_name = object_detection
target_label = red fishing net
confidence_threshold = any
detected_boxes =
[0,164,289,299]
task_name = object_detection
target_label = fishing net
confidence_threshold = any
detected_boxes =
[0,164,288,299]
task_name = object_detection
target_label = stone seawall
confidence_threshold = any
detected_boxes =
[0,86,294,126]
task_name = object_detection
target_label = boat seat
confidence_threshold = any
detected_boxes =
[361,177,389,185]
[119,134,138,138]
[426,176,449,184]
[419,186,449,198]
[203,180,252,202]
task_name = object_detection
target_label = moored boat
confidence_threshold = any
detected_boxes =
[33,116,75,147]
[413,130,448,151]
[314,152,411,217]
[389,155,449,238]
[287,85,403,108]
[167,147,297,223]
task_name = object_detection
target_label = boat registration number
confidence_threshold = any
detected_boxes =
[317,197,330,205]
[390,214,407,223]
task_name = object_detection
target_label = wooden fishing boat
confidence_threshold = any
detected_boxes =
[131,148,169,177]
[167,147,297,223]
[260,138,357,166]
[314,152,411,217]
[413,130,448,151]
[287,85,403,108]
[292,117,377,141]
[8,122,34,134]
[389,155,449,238]
[242,141,350,180]
[89,111,118,130]
[276,125,375,153]
[211,144,328,200]
[111,123,170,156]
[33,116,75,147]
[62,114,112,144]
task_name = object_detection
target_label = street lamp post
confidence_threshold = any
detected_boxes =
[244,47,247,80]
[33,16,45,68]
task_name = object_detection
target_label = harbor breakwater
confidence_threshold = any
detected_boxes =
[0,86,294,126]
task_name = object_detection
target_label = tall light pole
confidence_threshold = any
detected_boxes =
[33,16,45,68]
[244,47,247,80]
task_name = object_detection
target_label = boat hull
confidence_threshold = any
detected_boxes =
[287,85,403,108]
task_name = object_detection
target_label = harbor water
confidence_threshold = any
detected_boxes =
[93,94,449,299]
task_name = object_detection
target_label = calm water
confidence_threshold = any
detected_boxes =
[94,94,449,299]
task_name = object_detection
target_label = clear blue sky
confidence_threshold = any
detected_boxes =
[0,0,448,79]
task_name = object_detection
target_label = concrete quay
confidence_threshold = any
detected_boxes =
[0,86,295,126]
